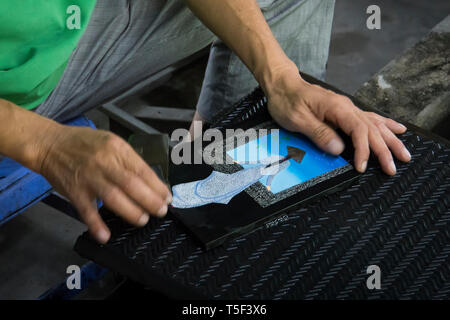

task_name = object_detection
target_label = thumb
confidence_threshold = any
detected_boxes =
[297,115,345,155]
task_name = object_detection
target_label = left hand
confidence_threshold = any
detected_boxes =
[262,63,411,175]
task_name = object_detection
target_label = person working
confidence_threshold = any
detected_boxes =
[0,0,411,243]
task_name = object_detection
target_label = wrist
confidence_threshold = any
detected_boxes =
[28,121,63,174]
[256,59,310,98]
[255,58,301,94]
[0,99,62,173]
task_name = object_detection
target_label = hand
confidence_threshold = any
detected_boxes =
[36,125,172,244]
[263,64,411,175]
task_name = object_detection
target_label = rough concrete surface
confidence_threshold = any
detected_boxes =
[327,0,450,94]
[355,15,450,133]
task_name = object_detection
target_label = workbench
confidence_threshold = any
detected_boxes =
[74,75,450,300]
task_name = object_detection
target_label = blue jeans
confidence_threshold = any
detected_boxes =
[34,0,335,123]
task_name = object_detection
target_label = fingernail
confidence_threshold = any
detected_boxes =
[399,123,407,131]
[326,138,345,155]
[165,194,173,204]
[402,148,411,161]
[97,229,110,244]
[138,213,149,226]
[157,204,168,217]
[389,160,396,175]
[360,161,367,172]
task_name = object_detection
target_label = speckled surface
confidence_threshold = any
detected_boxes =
[204,121,353,207]
[172,159,289,208]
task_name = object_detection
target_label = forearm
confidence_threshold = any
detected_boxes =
[184,0,298,91]
[0,99,58,172]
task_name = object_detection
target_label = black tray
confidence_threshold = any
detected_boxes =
[75,74,450,299]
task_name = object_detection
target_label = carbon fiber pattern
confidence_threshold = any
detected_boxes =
[75,89,450,300]
[210,87,269,131]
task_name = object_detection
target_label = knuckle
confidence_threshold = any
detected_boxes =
[93,133,128,167]
[375,145,392,160]
[81,209,99,226]
[312,125,332,143]
[145,193,164,212]
[341,95,353,105]
[360,122,369,134]
[334,94,352,106]
[392,137,405,149]
[385,118,396,127]
[131,211,145,225]
[366,111,379,119]
[351,122,367,137]
[367,121,381,134]
[384,130,396,142]
[121,173,136,190]
[385,152,394,163]
[138,166,156,183]
[75,204,89,218]
[151,200,165,215]
[312,84,332,95]
[355,121,368,132]
[360,147,370,156]
[101,186,118,204]
[103,131,125,151]
[372,118,384,129]
[328,94,343,106]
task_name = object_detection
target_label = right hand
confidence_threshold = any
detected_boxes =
[36,124,172,244]
[263,64,411,176]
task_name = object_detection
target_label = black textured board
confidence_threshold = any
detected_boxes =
[75,76,450,300]
[168,121,360,250]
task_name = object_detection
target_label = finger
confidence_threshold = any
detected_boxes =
[377,122,411,162]
[72,192,110,244]
[367,112,407,134]
[383,117,407,134]
[350,124,370,173]
[295,113,345,155]
[98,181,155,226]
[368,126,397,176]
[122,146,172,204]
[102,171,167,218]
[320,96,369,156]
[135,158,172,204]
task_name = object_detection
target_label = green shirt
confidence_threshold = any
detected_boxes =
[0,0,97,109]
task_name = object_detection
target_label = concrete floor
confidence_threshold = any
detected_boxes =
[0,203,87,299]
[1,0,449,299]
